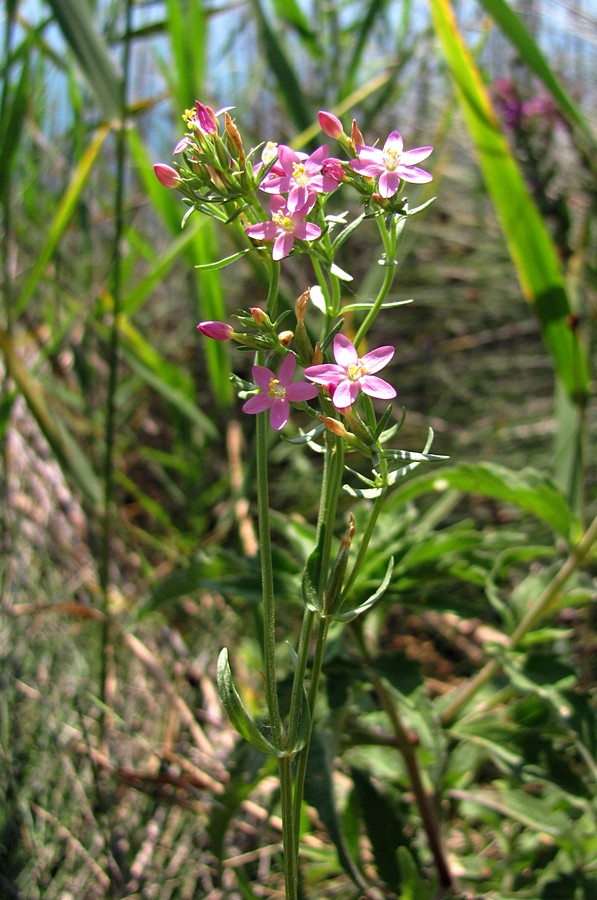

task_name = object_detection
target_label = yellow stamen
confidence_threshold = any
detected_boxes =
[348,361,368,381]
[292,162,309,185]
[268,377,285,398]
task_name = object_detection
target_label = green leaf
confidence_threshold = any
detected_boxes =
[387,462,575,539]
[45,0,122,118]
[429,0,590,403]
[217,649,282,757]
[301,544,323,613]
[195,249,251,271]
[333,557,394,623]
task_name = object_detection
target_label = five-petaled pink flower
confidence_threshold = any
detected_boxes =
[242,354,319,430]
[350,131,432,198]
[304,333,396,409]
[245,194,322,260]
[259,144,338,209]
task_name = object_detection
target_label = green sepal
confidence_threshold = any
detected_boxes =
[216,648,283,757]
[301,544,323,613]
[331,556,394,622]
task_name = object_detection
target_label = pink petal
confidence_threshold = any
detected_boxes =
[293,222,321,241]
[245,222,277,241]
[273,232,294,260]
[277,144,301,174]
[307,145,329,166]
[333,333,359,368]
[378,170,400,197]
[396,165,433,184]
[303,363,345,385]
[332,379,360,408]
[287,185,310,212]
[277,353,296,386]
[252,364,275,390]
[400,146,433,165]
[270,194,286,214]
[270,398,290,430]
[242,393,273,414]
[361,345,394,372]
[260,175,291,194]
[383,130,404,154]
[285,382,319,402]
[360,375,396,399]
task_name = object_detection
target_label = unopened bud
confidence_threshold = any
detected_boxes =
[311,342,323,365]
[278,330,294,346]
[350,119,365,151]
[154,163,180,189]
[318,110,344,139]
[195,101,217,135]
[225,112,245,163]
[197,320,233,341]
[319,416,348,438]
[250,307,269,327]
[295,288,310,324]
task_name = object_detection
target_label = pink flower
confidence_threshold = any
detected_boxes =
[350,131,432,197]
[304,333,396,409]
[259,144,338,208]
[318,110,344,139]
[244,194,322,261]
[322,157,345,182]
[154,163,180,188]
[242,354,319,430]
[197,321,234,341]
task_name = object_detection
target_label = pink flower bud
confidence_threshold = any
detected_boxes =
[195,101,218,135]
[197,320,233,341]
[322,157,345,182]
[250,307,269,327]
[318,110,344,139]
[154,163,180,188]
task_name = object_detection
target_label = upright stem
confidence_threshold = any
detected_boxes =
[255,408,283,746]
[353,215,399,350]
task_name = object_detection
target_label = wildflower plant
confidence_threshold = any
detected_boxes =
[155,101,447,897]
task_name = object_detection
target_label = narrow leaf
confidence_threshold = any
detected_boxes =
[217,649,282,757]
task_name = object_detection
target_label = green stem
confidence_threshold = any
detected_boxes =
[441,514,597,724]
[353,215,399,350]
[256,408,283,746]
[278,755,298,900]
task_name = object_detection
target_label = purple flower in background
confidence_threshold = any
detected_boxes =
[244,194,322,260]
[350,131,432,197]
[304,333,396,409]
[242,354,319,430]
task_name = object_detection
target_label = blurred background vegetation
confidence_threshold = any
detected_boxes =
[1,0,595,896]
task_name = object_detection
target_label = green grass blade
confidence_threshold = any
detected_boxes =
[0,43,30,205]
[45,0,122,118]
[429,0,590,404]
[16,123,112,316]
[249,0,313,133]
[0,328,102,507]
[341,0,388,100]
[478,0,597,155]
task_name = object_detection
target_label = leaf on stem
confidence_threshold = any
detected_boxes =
[217,648,284,757]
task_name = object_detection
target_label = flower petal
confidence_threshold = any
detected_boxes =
[277,353,297,386]
[378,170,400,198]
[242,393,272,414]
[285,382,319,402]
[400,146,433,165]
[252,364,275,390]
[269,398,290,430]
[293,222,322,241]
[245,222,277,241]
[360,375,396,399]
[333,333,359,368]
[273,232,294,260]
[396,165,433,184]
[361,345,394,372]
[332,379,359,408]
[383,130,404,154]
[303,363,345,385]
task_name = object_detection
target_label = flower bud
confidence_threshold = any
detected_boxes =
[318,416,348,438]
[195,101,218,135]
[311,342,323,365]
[197,320,233,341]
[225,111,245,163]
[322,158,345,183]
[250,307,269,328]
[154,163,180,189]
[350,119,365,151]
[318,110,344,139]
[278,330,294,346]
[294,288,310,325]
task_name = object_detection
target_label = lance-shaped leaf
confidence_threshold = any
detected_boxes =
[217,649,283,757]
[332,556,394,623]
[301,544,323,613]
[429,0,590,404]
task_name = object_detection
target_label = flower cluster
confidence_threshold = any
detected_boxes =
[156,101,434,434]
